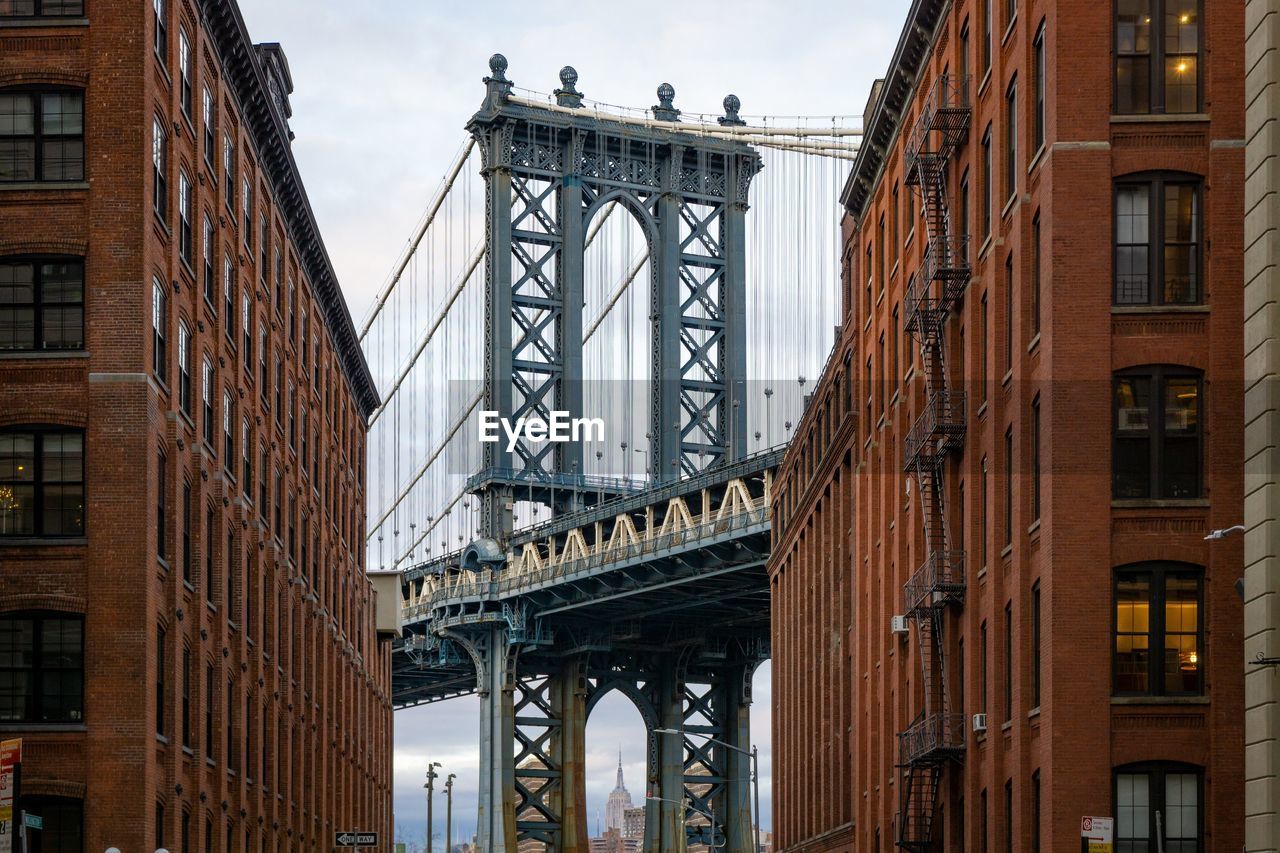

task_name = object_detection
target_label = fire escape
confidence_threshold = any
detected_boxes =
[897,73,971,851]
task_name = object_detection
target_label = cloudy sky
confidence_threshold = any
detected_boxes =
[236,0,907,845]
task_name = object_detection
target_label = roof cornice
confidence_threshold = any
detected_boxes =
[201,0,381,421]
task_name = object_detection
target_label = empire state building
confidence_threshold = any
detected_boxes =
[604,750,634,832]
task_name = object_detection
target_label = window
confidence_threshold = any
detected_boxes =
[181,647,191,747]
[979,620,989,713]
[960,20,971,102]
[0,428,84,537]
[178,29,192,121]
[274,356,283,421]
[223,256,235,343]
[877,215,886,295]
[223,392,234,465]
[982,0,993,75]
[1116,0,1201,114]
[1033,24,1046,153]
[152,275,167,379]
[204,664,215,759]
[1115,562,1203,696]
[222,132,234,205]
[1004,79,1017,202]
[241,291,251,360]
[152,117,167,218]
[1031,213,1041,335]
[0,0,85,17]
[226,679,236,771]
[204,506,214,603]
[18,795,81,853]
[287,383,296,449]
[1031,581,1041,707]
[178,170,192,264]
[152,0,167,60]
[202,86,215,169]
[980,788,989,853]
[202,215,215,302]
[1005,0,1016,25]
[1003,602,1013,722]
[177,318,192,414]
[260,218,270,281]
[155,802,164,850]
[1004,780,1013,853]
[1114,175,1201,305]
[0,257,84,351]
[157,448,167,561]
[891,185,899,265]
[1003,427,1013,546]
[1115,763,1201,852]
[981,124,993,238]
[241,418,251,494]
[0,88,83,183]
[201,357,214,447]
[155,624,166,736]
[959,169,971,248]
[1031,396,1041,520]
[181,481,192,582]
[0,613,82,722]
[980,455,989,568]
[241,174,251,249]
[258,326,267,390]
[1031,770,1041,853]
[980,292,989,402]
[1004,254,1014,372]
[1113,367,1201,499]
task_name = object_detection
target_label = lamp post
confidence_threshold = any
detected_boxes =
[654,728,760,853]
[645,796,722,852]
[424,761,441,853]
[444,773,455,853]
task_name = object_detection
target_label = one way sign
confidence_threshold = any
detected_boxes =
[334,832,378,848]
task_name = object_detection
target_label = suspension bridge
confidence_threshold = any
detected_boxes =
[360,56,860,852]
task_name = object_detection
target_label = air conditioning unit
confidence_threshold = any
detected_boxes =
[890,615,909,635]
[972,713,988,733]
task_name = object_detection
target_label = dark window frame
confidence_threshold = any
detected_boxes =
[1114,0,1203,115]
[1033,22,1047,154]
[0,0,85,17]
[1004,76,1018,203]
[1112,365,1203,500]
[0,255,84,352]
[0,611,84,724]
[0,426,85,538]
[17,794,82,853]
[0,86,85,183]
[1114,172,1203,306]
[1113,761,1203,851]
[1113,561,1205,697]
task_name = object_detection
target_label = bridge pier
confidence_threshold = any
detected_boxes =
[475,628,518,851]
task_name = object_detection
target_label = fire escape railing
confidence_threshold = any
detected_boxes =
[896,72,971,853]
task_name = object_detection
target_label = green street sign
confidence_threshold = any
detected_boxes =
[22,814,40,830]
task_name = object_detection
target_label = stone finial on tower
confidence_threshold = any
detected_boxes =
[719,93,746,126]
[652,83,680,122]
[555,66,583,108]
[484,53,512,105]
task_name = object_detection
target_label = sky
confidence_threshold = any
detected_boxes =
[235,0,908,845]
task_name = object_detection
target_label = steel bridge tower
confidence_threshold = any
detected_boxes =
[455,55,762,852]
[897,74,971,850]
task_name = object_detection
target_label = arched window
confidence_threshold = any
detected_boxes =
[0,87,83,182]
[1115,173,1202,305]
[0,611,83,722]
[1113,366,1202,499]
[0,427,84,537]
[1115,762,1202,851]
[0,256,84,352]
[1114,562,1203,696]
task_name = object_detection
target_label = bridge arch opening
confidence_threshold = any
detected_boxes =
[585,682,652,845]
[582,194,653,488]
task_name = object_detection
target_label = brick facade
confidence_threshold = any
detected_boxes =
[0,2,392,852]
[769,0,1245,850]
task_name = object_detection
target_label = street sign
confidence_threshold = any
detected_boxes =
[334,832,378,848]
[21,814,40,830]
[1081,816,1114,853]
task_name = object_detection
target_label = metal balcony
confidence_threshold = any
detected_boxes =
[905,549,966,614]
[902,275,945,338]
[921,233,971,303]
[903,74,972,185]
[903,390,966,471]
[899,711,966,765]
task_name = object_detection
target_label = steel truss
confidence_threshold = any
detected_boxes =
[897,73,971,852]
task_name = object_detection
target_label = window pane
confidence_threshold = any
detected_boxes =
[0,308,34,350]
[0,618,32,668]
[1162,378,1199,498]
[1164,575,1200,693]
[1164,772,1198,842]
[1117,0,1151,52]
[41,484,83,536]
[1115,377,1152,497]
[42,306,83,349]
[0,94,34,135]
[40,93,82,135]
[1164,55,1198,114]
[1116,186,1150,303]
[42,432,82,483]
[42,139,84,181]
[1163,184,1198,303]
[1117,772,1150,843]
[1116,574,1151,693]
[0,1,38,15]
[43,0,86,13]
[40,261,82,303]
[0,139,36,182]
[0,433,35,481]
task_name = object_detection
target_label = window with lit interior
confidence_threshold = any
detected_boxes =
[0,428,84,537]
[1114,562,1203,696]
[1116,0,1201,114]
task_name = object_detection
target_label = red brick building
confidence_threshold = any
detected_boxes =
[0,1,392,851]
[769,0,1245,850]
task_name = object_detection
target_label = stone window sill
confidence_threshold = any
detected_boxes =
[1111,695,1209,705]
[0,350,88,360]
[0,536,86,547]
[1111,113,1210,124]
[1111,498,1210,509]
[0,181,89,192]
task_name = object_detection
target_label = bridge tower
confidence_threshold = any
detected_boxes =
[457,55,762,852]
[897,74,971,850]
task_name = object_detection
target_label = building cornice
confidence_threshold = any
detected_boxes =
[840,0,948,224]
[200,0,380,421]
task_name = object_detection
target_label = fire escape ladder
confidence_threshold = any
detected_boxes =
[896,72,971,853]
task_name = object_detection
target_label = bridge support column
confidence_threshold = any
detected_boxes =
[723,159,750,463]
[549,660,589,852]
[720,664,754,853]
[647,661,687,853]
[476,628,517,852]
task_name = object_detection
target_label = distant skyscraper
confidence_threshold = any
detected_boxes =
[622,806,645,840]
[604,749,634,832]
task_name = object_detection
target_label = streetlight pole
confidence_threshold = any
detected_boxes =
[655,728,760,853]
[424,761,441,853]
[645,796,722,851]
[444,773,455,853]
